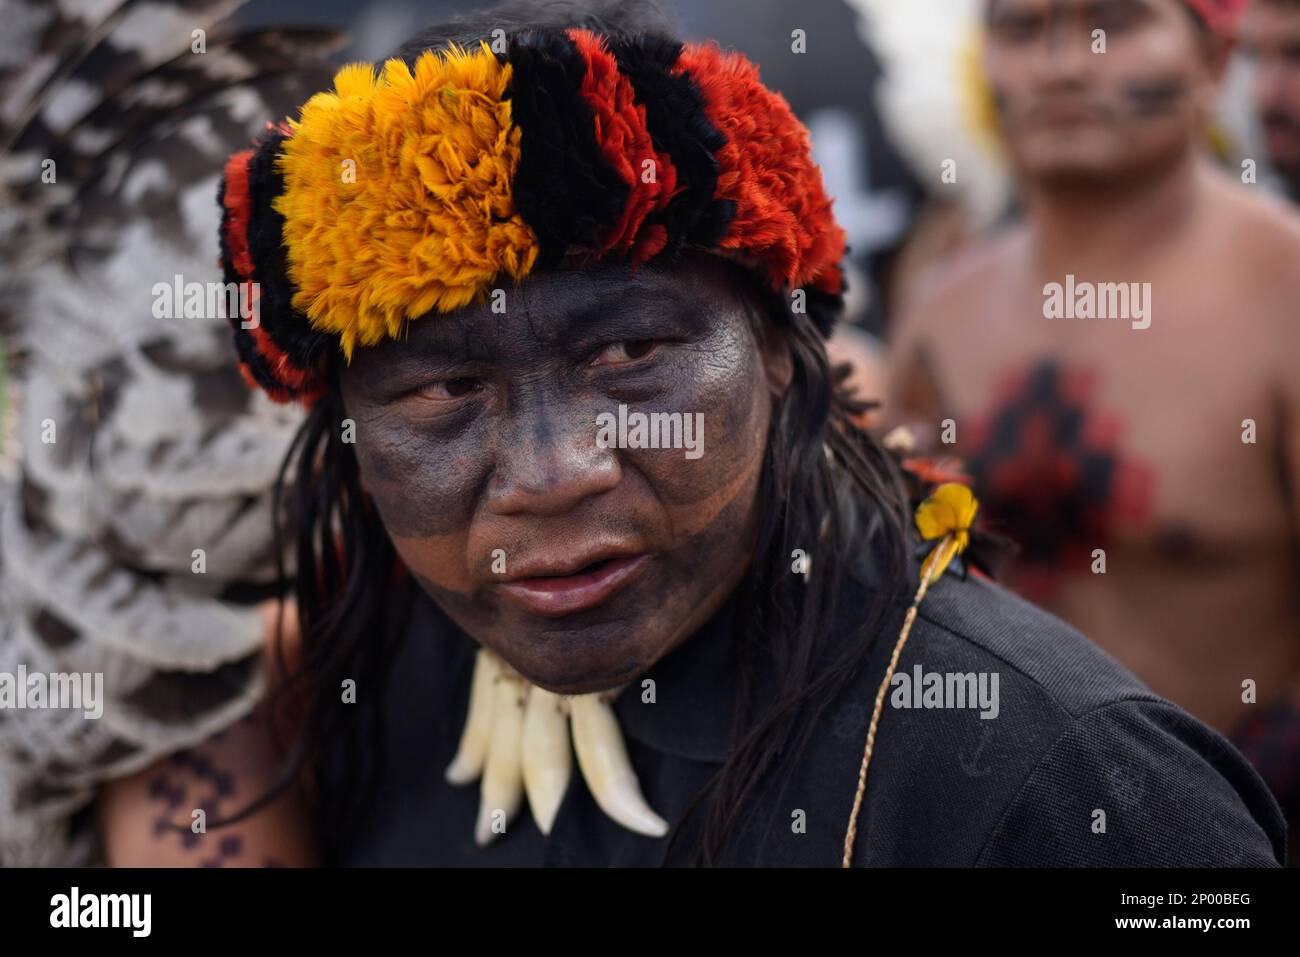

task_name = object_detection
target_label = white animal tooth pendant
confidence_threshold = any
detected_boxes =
[445,648,669,846]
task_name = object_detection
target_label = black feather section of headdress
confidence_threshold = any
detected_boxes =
[507,29,631,270]
[606,34,734,262]
[241,129,331,378]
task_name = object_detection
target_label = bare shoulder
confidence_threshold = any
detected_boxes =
[1209,172,1300,300]
[884,226,1024,427]
[894,225,1026,341]
[1195,172,1300,417]
[1233,187,1300,373]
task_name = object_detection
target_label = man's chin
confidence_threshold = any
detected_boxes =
[1009,137,1135,184]
[504,648,655,696]
[488,620,668,696]
[1025,159,1151,191]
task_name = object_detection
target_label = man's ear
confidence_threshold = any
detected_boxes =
[760,324,795,400]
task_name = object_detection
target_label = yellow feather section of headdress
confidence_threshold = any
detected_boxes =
[274,43,540,358]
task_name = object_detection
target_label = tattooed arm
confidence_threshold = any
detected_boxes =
[97,714,318,867]
[98,600,318,867]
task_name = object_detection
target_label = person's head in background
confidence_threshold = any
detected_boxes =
[1240,0,1300,199]
[982,0,1237,188]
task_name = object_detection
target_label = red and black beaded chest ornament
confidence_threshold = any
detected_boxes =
[217,27,849,404]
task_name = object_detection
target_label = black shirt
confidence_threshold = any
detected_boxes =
[332,542,1286,867]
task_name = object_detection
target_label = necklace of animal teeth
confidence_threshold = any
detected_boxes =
[445,648,670,846]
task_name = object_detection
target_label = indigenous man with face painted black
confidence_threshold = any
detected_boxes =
[92,0,1286,868]
[888,0,1300,860]
[1241,0,1300,202]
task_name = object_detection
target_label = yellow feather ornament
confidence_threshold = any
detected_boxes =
[842,482,979,865]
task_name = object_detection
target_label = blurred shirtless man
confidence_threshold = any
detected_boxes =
[888,0,1300,851]
[1241,0,1300,201]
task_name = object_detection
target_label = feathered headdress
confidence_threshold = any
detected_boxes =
[218,29,850,403]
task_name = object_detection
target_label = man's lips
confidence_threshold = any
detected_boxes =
[498,553,651,617]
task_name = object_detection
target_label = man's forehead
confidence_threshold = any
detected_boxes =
[986,0,1172,17]
[398,259,716,346]
[989,0,1245,32]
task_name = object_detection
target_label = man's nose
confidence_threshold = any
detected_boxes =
[1033,16,1093,82]
[485,411,621,516]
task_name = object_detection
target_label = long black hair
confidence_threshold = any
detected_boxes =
[253,0,914,866]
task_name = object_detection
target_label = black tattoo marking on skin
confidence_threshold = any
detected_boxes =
[1124,77,1187,117]
[145,749,244,865]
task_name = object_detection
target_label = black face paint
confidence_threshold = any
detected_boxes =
[339,253,779,693]
[411,480,757,689]
[1123,76,1188,116]
[342,258,765,541]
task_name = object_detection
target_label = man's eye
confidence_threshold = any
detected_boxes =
[591,339,660,367]
[991,13,1042,43]
[416,376,482,400]
[1092,7,1141,32]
